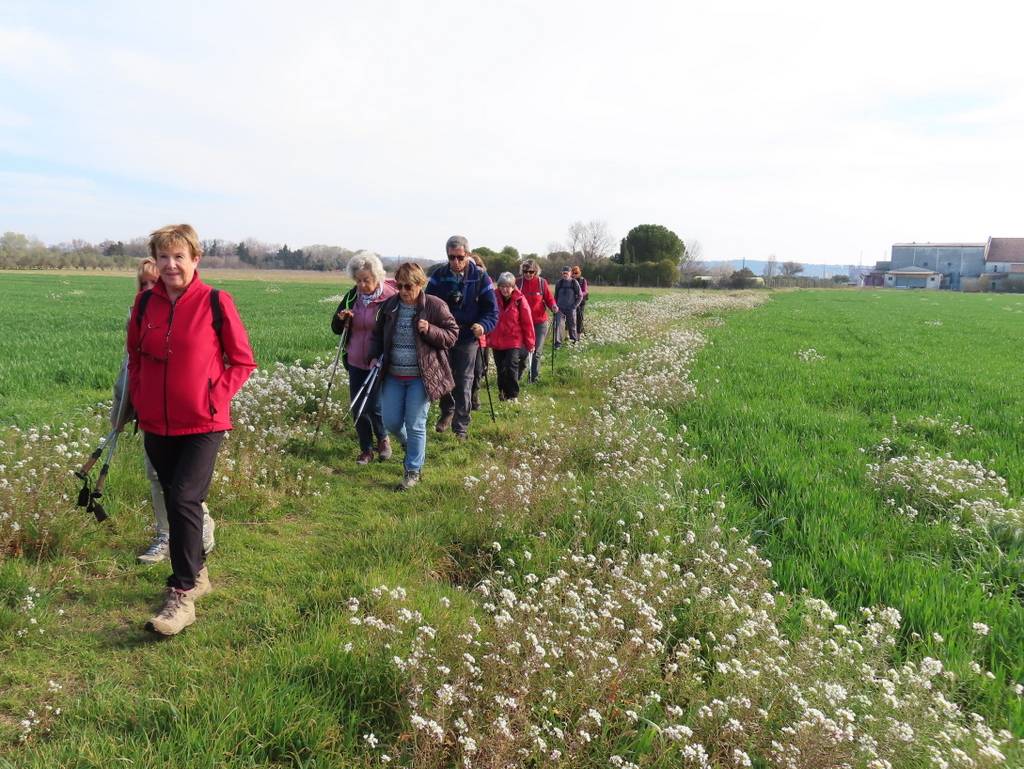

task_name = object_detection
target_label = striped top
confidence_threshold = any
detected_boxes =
[389,303,419,377]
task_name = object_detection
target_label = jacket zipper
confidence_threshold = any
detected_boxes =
[163,300,176,434]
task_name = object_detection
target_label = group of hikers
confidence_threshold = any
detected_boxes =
[113,225,590,635]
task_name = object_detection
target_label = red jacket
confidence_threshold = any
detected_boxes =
[516,275,556,324]
[488,288,536,351]
[127,274,256,436]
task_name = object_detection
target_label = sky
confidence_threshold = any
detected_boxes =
[2,0,1023,266]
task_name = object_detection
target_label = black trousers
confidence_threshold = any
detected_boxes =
[144,431,224,590]
[492,348,522,400]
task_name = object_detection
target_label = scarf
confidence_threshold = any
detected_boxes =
[358,284,384,306]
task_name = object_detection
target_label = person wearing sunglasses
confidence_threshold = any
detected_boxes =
[515,259,557,383]
[370,263,459,490]
[425,235,498,441]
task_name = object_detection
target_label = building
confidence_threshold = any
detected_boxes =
[890,243,984,290]
[883,265,941,289]
[984,238,1024,287]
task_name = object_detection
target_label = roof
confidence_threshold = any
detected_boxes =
[892,242,984,248]
[886,266,940,275]
[985,237,1024,263]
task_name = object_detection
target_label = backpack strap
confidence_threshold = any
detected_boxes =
[134,289,153,330]
[210,289,223,335]
[134,287,223,340]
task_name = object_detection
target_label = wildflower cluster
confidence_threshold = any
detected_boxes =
[866,440,1023,536]
[795,348,826,362]
[17,679,64,744]
[0,423,97,555]
[347,292,1017,767]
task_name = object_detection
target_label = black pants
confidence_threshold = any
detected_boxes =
[492,348,522,400]
[144,431,224,590]
[347,363,385,452]
[576,302,586,335]
[471,347,490,406]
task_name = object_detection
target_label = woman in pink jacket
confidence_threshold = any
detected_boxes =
[487,272,536,402]
[126,224,256,636]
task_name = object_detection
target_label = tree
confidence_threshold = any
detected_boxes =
[781,260,804,277]
[763,254,778,279]
[728,267,758,288]
[831,274,850,284]
[623,224,685,265]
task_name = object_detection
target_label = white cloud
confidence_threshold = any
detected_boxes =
[2,0,1023,264]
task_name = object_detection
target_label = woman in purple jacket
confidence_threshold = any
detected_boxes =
[332,253,397,464]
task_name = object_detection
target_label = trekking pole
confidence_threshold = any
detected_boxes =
[352,363,381,424]
[550,312,558,377]
[313,325,348,442]
[479,347,496,423]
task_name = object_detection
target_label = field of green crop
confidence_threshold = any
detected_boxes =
[1,274,1021,767]
[677,289,1024,731]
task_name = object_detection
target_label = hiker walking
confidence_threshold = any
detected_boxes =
[331,253,397,465]
[571,265,589,336]
[126,224,256,636]
[371,263,459,490]
[553,266,582,348]
[488,272,535,402]
[468,253,490,412]
[515,259,556,383]
[425,235,498,441]
[116,257,215,564]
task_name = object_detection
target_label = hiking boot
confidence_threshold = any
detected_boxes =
[471,394,481,411]
[377,437,392,461]
[146,588,196,636]
[192,566,212,599]
[202,506,215,554]
[395,470,420,491]
[435,413,453,433]
[356,449,374,465]
[454,432,468,442]
[138,532,170,564]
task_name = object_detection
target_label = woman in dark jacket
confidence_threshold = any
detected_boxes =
[371,262,459,490]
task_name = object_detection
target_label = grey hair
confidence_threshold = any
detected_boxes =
[446,234,469,252]
[347,252,386,285]
[519,259,539,276]
[497,271,516,287]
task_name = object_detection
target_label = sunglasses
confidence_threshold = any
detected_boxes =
[397,282,417,290]
[523,270,536,275]
[447,253,468,261]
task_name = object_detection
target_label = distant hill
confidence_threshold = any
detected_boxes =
[700,260,861,278]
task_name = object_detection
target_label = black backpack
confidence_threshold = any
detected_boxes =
[135,288,223,336]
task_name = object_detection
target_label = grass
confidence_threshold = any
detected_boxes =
[676,288,1024,732]
[1,277,1021,766]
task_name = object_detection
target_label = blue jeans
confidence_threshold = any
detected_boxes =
[381,375,430,472]
[347,363,385,452]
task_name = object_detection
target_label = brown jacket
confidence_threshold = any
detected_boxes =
[371,292,459,401]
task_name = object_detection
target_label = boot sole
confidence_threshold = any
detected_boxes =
[145,615,195,636]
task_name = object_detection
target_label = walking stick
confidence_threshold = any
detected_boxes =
[352,363,381,424]
[75,354,131,522]
[313,325,348,442]
[479,347,496,423]
[550,312,558,377]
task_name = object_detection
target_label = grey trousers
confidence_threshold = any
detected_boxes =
[439,338,479,435]
[554,309,577,345]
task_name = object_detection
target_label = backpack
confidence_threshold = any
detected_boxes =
[135,288,223,338]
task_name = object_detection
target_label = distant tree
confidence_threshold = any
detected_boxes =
[781,260,804,277]
[763,254,778,279]
[831,274,849,284]
[623,224,685,265]
[728,267,758,288]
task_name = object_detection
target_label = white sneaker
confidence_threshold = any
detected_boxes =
[138,533,170,564]
[202,507,215,555]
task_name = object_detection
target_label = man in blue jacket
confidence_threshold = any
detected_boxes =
[426,235,499,440]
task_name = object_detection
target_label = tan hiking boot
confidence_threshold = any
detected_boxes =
[146,588,196,636]
[192,567,212,599]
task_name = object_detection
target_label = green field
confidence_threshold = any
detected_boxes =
[1,276,1021,767]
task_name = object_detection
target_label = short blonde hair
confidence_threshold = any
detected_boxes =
[394,262,428,287]
[137,257,159,291]
[148,224,202,261]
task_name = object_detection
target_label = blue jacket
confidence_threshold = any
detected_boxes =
[426,261,499,343]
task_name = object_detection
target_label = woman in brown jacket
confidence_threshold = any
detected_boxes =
[371,262,459,490]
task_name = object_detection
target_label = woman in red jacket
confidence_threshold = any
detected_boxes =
[488,272,536,402]
[126,224,256,636]
[515,259,556,383]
